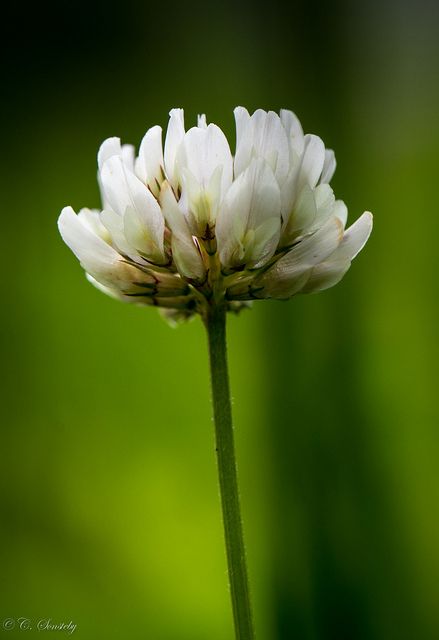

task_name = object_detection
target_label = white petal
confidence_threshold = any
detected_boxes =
[160,183,205,280]
[282,184,337,242]
[314,183,335,210]
[179,165,225,231]
[85,274,155,305]
[283,184,317,237]
[279,166,300,222]
[247,216,281,268]
[98,137,121,170]
[136,125,164,190]
[280,109,304,138]
[320,149,336,184]
[234,106,251,145]
[197,114,207,128]
[86,274,125,301]
[100,208,134,257]
[217,158,281,268]
[336,211,373,260]
[332,200,348,227]
[234,109,290,186]
[61,206,168,298]
[295,212,373,294]
[279,215,344,269]
[241,159,281,231]
[100,155,132,216]
[77,208,111,241]
[121,145,135,172]
[259,270,311,299]
[298,134,325,190]
[100,156,165,261]
[309,183,336,230]
[123,206,163,259]
[233,113,253,178]
[174,124,233,232]
[177,124,233,196]
[97,137,134,172]
[164,108,185,186]
[258,215,344,297]
[58,206,120,281]
[301,259,351,294]
[279,108,304,154]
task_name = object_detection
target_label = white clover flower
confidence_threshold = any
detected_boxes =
[57,107,374,638]
[58,107,372,321]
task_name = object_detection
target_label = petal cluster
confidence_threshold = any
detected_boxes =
[58,107,372,320]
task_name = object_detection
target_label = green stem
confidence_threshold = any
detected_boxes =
[204,303,255,640]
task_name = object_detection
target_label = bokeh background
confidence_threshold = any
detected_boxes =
[1,0,439,638]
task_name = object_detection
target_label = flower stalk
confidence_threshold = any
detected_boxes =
[204,303,255,640]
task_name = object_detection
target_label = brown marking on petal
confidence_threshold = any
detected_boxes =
[187,298,197,311]
[140,255,173,269]
[200,223,215,242]
[335,216,345,242]
[123,291,154,298]
[192,236,204,258]
[186,270,208,288]
[226,284,264,301]
[119,256,155,275]
[132,281,158,290]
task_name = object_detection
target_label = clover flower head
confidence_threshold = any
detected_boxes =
[58,107,372,322]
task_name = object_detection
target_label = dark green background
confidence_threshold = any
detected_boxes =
[2,0,439,638]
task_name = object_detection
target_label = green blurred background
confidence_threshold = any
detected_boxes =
[1,0,439,638]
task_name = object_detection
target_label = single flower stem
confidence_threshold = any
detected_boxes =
[204,303,255,640]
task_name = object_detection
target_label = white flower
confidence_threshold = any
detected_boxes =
[58,107,372,320]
